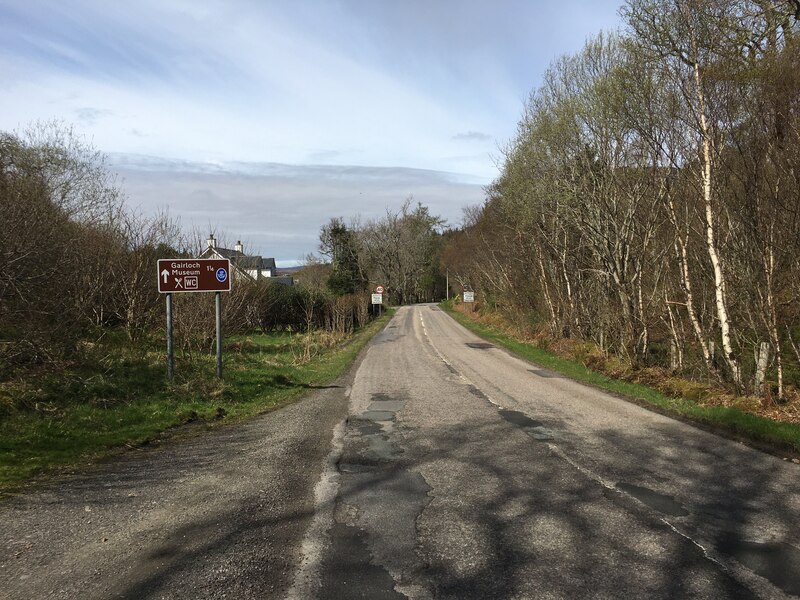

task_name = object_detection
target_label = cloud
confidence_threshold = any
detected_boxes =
[452,131,492,142]
[75,106,113,125]
[110,154,488,265]
[0,0,624,205]
[306,149,346,162]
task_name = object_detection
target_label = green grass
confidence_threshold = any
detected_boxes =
[442,302,800,455]
[0,313,393,495]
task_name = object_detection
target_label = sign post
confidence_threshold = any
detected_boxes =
[372,286,384,317]
[215,292,223,378]
[166,293,174,380]
[158,258,231,379]
[463,289,474,314]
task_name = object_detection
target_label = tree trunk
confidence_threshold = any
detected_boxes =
[537,253,558,336]
[674,237,711,371]
[763,235,784,399]
[693,57,741,386]
[754,341,770,398]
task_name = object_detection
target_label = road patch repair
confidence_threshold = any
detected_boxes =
[319,391,432,598]
[716,536,800,597]
[497,408,557,441]
[615,481,689,517]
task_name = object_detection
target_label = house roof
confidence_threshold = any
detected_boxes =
[238,256,276,270]
[210,247,239,260]
[200,246,276,272]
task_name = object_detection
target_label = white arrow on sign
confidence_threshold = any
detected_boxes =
[161,269,170,283]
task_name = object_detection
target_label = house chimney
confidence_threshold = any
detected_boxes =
[207,234,215,249]
[235,240,243,253]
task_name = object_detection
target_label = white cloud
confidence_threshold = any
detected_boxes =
[453,131,493,142]
[0,0,622,175]
[0,0,623,261]
[111,154,488,264]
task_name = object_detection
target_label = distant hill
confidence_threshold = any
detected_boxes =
[275,266,302,276]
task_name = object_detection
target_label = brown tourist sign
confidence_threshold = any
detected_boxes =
[157,258,231,293]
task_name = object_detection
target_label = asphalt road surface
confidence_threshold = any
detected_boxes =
[2,304,799,599]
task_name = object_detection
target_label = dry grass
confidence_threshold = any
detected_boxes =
[290,330,349,365]
[459,306,800,427]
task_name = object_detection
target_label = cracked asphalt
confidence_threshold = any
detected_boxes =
[308,305,800,599]
[3,304,800,598]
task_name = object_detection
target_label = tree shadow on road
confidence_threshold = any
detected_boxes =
[327,406,792,599]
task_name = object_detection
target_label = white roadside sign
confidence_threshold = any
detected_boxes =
[463,291,475,303]
[371,293,383,305]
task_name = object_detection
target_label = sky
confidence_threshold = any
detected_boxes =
[0,0,623,265]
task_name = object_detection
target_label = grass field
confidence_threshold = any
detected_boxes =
[442,302,800,457]
[0,314,391,495]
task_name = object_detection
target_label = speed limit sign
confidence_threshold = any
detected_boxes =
[375,285,385,294]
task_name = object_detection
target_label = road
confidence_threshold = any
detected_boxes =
[2,304,800,599]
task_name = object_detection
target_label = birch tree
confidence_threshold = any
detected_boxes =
[625,0,745,385]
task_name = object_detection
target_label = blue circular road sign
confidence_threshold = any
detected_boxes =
[216,268,228,283]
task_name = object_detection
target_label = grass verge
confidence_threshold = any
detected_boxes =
[442,302,800,457]
[0,312,393,496]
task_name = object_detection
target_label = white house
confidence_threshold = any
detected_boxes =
[199,235,282,282]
